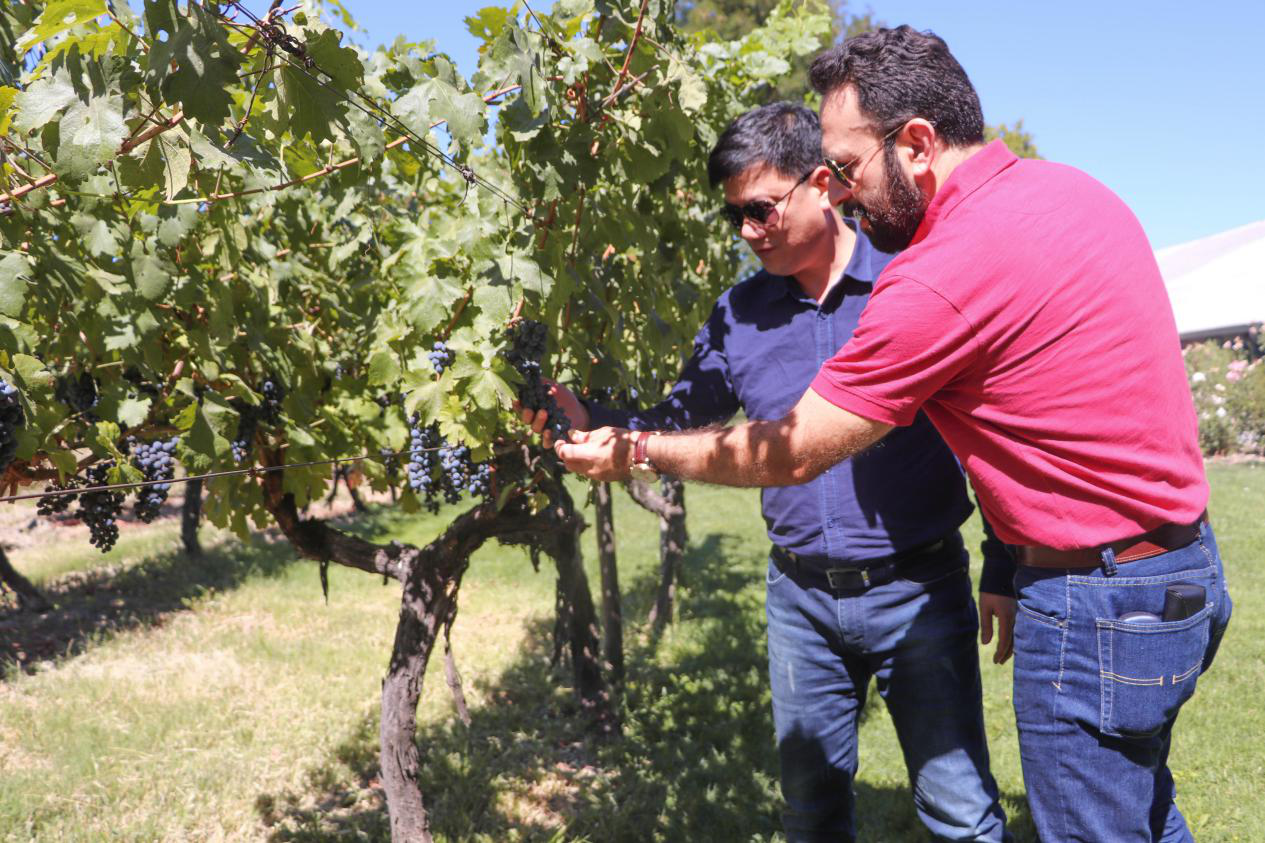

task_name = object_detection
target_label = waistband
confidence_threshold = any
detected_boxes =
[1015,511,1209,569]
[771,532,959,592]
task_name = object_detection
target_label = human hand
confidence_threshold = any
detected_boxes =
[515,379,589,447]
[979,592,1016,665]
[553,427,633,481]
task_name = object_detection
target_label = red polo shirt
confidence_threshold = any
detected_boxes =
[810,141,1207,549]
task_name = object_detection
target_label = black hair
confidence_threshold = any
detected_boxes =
[809,25,984,147]
[707,102,822,188]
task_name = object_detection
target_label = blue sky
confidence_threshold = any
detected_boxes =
[284,0,1264,250]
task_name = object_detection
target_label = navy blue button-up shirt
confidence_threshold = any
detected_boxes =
[588,225,1015,594]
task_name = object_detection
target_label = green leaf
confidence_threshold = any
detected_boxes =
[10,354,53,389]
[144,0,243,126]
[48,449,79,478]
[57,92,127,178]
[0,253,30,316]
[0,86,18,135]
[275,64,346,144]
[13,67,77,132]
[305,29,363,90]
[404,274,466,334]
[133,252,171,300]
[17,0,105,53]
[117,396,152,427]
[157,134,191,200]
[367,348,401,386]
[418,77,486,147]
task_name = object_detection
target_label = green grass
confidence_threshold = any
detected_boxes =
[1,464,1262,841]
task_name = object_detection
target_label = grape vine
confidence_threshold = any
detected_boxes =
[78,462,125,553]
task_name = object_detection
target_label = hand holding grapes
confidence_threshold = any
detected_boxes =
[517,379,587,447]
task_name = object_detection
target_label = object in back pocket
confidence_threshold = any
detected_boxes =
[1163,584,1206,621]
[1118,611,1162,624]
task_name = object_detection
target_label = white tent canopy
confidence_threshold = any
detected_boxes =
[1158,220,1265,340]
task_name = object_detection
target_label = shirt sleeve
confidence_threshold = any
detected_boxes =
[810,276,979,426]
[584,300,741,432]
[976,498,1017,598]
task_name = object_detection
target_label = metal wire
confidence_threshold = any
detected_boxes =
[0,448,422,506]
[219,1,531,215]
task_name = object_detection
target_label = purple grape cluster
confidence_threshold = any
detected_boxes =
[429,341,454,376]
[506,320,571,439]
[0,378,23,474]
[406,415,493,510]
[79,462,125,553]
[55,371,98,416]
[36,479,80,517]
[130,436,179,522]
[231,377,286,464]
[407,416,441,512]
[438,442,470,504]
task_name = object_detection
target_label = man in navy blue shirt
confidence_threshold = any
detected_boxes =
[525,103,1014,842]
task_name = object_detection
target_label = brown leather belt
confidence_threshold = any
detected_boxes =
[1016,511,1208,568]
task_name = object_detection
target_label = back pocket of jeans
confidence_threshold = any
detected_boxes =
[1096,605,1213,738]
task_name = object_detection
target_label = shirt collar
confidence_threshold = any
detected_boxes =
[912,139,1019,245]
[757,218,886,305]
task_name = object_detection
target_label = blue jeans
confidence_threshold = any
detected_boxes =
[766,532,1010,842]
[1012,520,1232,842]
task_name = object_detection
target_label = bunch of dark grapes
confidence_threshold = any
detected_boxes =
[379,446,399,483]
[428,341,454,376]
[260,378,285,422]
[36,479,80,517]
[130,436,179,522]
[506,320,571,439]
[230,403,259,464]
[55,371,98,417]
[438,442,470,504]
[0,378,24,474]
[406,415,441,512]
[79,462,125,553]
[230,378,285,464]
[467,461,493,500]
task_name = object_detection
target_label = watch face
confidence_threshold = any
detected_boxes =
[630,464,658,484]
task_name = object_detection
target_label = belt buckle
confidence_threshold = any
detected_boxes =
[826,567,869,590]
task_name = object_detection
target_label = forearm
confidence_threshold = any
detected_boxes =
[645,394,890,487]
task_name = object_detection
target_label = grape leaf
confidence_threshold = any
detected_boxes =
[13,67,78,132]
[0,252,30,316]
[16,0,106,53]
[144,0,242,126]
[57,92,127,178]
[305,29,363,90]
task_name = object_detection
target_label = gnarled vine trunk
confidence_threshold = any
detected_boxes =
[627,476,687,639]
[594,482,623,683]
[181,477,203,557]
[0,547,50,613]
[260,456,609,841]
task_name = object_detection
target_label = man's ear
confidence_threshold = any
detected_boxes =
[810,164,843,210]
[902,118,938,177]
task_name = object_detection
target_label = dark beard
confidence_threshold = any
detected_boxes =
[843,143,927,253]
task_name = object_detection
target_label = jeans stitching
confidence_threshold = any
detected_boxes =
[1018,602,1063,628]
[1055,578,1070,692]
[1098,623,1112,728]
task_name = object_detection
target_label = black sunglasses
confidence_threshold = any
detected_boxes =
[721,170,813,231]
[822,123,906,191]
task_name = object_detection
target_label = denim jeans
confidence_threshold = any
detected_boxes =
[766,531,1010,842]
[1012,520,1232,843]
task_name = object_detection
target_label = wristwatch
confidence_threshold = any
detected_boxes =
[630,430,661,483]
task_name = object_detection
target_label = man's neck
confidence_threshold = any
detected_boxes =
[793,213,857,303]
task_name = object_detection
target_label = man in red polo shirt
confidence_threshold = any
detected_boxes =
[557,25,1233,843]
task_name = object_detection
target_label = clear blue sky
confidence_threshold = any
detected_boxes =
[278,0,1265,249]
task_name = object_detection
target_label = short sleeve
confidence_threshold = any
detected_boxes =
[810,276,979,426]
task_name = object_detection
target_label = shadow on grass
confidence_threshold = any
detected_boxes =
[0,535,299,677]
[259,532,1037,842]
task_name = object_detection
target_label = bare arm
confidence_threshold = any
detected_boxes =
[555,387,892,485]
